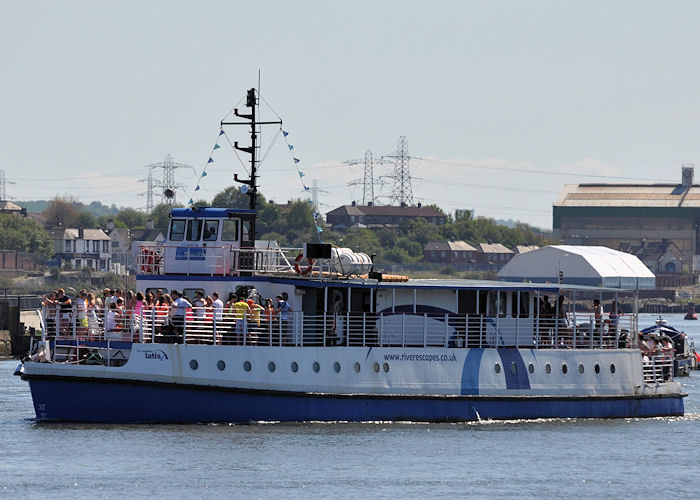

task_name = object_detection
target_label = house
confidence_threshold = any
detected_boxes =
[103,220,131,274]
[46,228,111,271]
[0,200,26,217]
[326,202,446,230]
[514,245,539,255]
[423,241,478,264]
[477,243,514,267]
[620,239,684,274]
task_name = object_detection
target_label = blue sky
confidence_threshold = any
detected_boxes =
[2,0,700,229]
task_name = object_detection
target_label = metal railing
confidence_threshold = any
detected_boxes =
[136,244,295,276]
[42,306,637,350]
[642,354,674,384]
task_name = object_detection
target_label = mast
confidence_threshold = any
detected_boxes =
[221,88,282,212]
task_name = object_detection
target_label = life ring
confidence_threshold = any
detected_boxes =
[293,253,314,276]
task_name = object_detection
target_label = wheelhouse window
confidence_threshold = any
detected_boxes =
[221,219,238,241]
[242,220,251,241]
[203,220,219,241]
[186,219,203,241]
[170,219,186,241]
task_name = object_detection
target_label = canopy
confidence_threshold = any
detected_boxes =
[497,245,656,289]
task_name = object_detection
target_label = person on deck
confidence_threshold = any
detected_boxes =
[233,297,251,345]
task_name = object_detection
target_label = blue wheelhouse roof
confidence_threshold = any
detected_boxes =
[170,207,256,218]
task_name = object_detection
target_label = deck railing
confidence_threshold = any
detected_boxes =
[136,244,295,276]
[42,306,637,350]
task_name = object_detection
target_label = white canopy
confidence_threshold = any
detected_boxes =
[497,245,656,289]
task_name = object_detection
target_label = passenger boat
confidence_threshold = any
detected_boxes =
[17,87,685,423]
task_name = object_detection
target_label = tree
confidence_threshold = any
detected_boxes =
[116,208,146,229]
[211,186,251,209]
[78,211,97,228]
[0,214,54,259]
[43,197,81,228]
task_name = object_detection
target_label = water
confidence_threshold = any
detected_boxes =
[2,313,700,499]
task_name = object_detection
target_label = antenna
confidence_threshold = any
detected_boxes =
[221,87,282,212]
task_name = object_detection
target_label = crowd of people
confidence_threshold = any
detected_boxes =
[42,287,293,344]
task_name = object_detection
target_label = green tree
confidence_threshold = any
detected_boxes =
[43,197,81,227]
[0,214,54,259]
[116,208,146,229]
[78,211,97,228]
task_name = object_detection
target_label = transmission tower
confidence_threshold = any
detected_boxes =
[345,150,388,205]
[146,154,193,205]
[0,170,16,202]
[387,136,414,206]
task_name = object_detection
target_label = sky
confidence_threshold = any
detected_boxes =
[2,0,700,230]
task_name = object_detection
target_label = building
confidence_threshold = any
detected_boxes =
[498,245,656,289]
[423,241,478,264]
[46,228,111,271]
[477,242,514,267]
[0,200,26,217]
[103,220,131,274]
[553,166,700,273]
[326,202,446,231]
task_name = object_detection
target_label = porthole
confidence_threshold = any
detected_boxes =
[578,363,584,374]
[189,359,198,370]
[373,362,380,373]
[354,362,361,373]
[610,363,616,374]
[562,363,568,374]
[510,363,518,375]
[217,360,226,371]
[243,360,251,372]
[313,361,320,373]
[594,364,600,374]
[545,363,551,374]
[291,361,299,373]
[528,363,535,374]
[494,363,501,374]
[334,362,341,373]
[268,361,276,373]
[383,363,390,373]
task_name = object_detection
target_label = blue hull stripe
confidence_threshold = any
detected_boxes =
[461,348,484,395]
[496,349,531,390]
[26,378,684,424]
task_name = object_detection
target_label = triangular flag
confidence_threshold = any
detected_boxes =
[304,186,310,191]
[288,144,294,150]
[188,198,194,205]
[213,144,220,150]
[299,172,306,177]
[316,226,324,233]
[208,157,214,163]
[195,185,200,191]
[201,171,207,177]
[219,130,225,136]
[293,158,300,163]
[283,130,289,137]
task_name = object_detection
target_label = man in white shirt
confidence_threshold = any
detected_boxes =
[212,291,224,322]
[169,290,192,343]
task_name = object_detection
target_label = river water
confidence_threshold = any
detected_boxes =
[2,313,699,499]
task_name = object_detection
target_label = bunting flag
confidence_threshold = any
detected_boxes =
[281,126,324,242]
[188,130,226,207]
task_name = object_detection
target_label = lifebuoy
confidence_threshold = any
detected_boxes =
[293,253,314,276]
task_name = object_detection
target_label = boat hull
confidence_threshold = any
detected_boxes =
[25,376,684,423]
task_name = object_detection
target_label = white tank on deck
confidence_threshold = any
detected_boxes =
[330,247,373,276]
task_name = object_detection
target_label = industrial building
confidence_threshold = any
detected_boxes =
[553,166,700,279]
